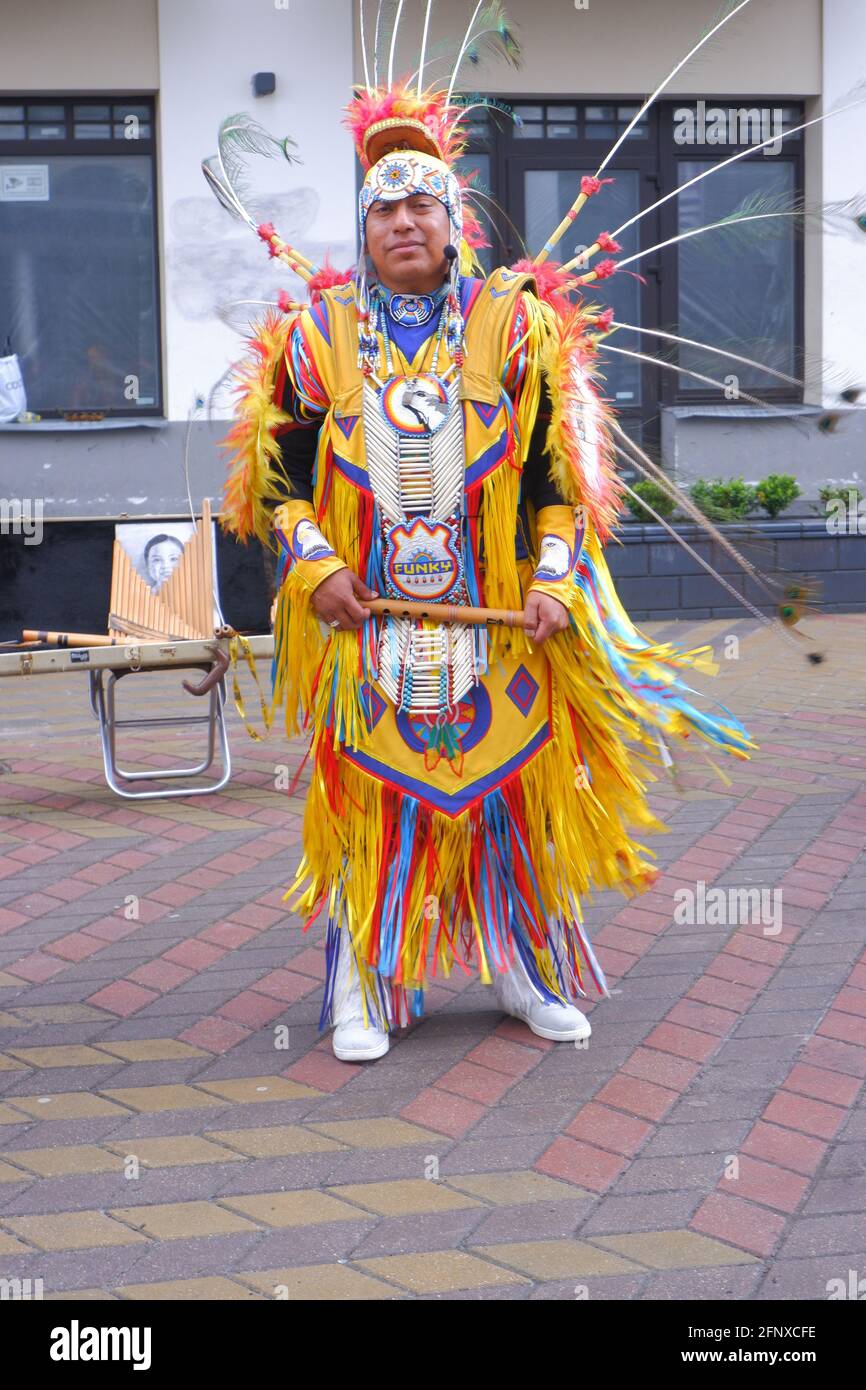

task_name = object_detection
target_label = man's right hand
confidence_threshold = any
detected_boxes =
[311,569,378,630]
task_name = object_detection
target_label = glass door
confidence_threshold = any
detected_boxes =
[508,157,661,461]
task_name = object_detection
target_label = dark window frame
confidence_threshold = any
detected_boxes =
[461,95,805,448]
[0,94,163,419]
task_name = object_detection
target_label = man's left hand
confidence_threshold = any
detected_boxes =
[523,591,570,644]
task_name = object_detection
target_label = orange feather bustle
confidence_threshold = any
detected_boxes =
[542,304,624,543]
[219,308,296,545]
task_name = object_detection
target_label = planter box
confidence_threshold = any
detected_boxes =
[607,518,866,620]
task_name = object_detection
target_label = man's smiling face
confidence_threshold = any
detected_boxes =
[364,192,451,294]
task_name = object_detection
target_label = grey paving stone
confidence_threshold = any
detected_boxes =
[779,1214,866,1259]
[642,1119,753,1158]
[712,1035,812,1065]
[578,1189,704,1235]
[611,1153,726,1194]
[839,1109,866,1141]
[104,1230,268,1286]
[0,1242,155,1296]
[755,1255,866,1301]
[320,1146,452,1188]
[226,1220,375,1273]
[462,1101,579,1140]
[804,1176,866,1215]
[640,1264,764,1300]
[666,1090,776,1124]
[464,1199,595,1245]
[824,1143,866,1177]
[732,1009,826,1039]
[690,1059,793,1092]
[750,985,847,1014]
[0,1162,250,1216]
[0,1115,129,1150]
[2,1064,128,1096]
[131,990,241,1017]
[439,1134,551,1175]
[347,1206,487,1259]
[211,1152,346,1195]
[529,1273,647,1300]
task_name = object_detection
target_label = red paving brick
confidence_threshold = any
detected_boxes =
[593,1075,680,1122]
[254,968,317,1004]
[642,1022,719,1063]
[565,1102,654,1156]
[45,931,105,962]
[536,1135,628,1191]
[435,1060,516,1104]
[818,1011,866,1046]
[87,980,159,1016]
[163,940,227,970]
[621,1048,702,1091]
[0,906,28,933]
[726,1156,810,1214]
[691,1192,786,1258]
[464,1036,540,1077]
[217,990,288,1028]
[761,1091,848,1141]
[128,960,194,991]
[401,1087,486,1138]
[179,1017,252,1053]
[283,1051,359,1090]
[740,1121,828,1177]
[6,952,68,983]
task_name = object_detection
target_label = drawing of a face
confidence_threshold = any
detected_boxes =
[144,536,184,591]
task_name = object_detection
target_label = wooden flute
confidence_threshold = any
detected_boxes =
[22,630,122,647]
[364,598,527,628]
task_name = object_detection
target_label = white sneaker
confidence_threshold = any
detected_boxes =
[331,936,390,1063]
[492,951,591,1043]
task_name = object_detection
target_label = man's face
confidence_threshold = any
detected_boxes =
[364,193,451,294]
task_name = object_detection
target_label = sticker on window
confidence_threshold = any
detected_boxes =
[0,166,50,201]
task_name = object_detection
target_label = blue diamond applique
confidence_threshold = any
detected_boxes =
[360,682,387,730]
[505,665,539,717]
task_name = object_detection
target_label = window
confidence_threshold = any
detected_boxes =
[460,98,805,451]
[0,98,161,417]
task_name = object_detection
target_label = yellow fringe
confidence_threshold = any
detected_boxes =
[283,664,664,998]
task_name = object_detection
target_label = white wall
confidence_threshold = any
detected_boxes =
[354,0,822,95]
[819,0,866,415]
[156,0,356,421]
[0,0,158,90]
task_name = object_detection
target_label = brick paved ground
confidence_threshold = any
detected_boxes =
[0,614,863,1301]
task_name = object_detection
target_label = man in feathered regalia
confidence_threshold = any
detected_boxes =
[215,5,759,1062]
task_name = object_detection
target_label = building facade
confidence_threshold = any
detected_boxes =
[0,0,864,631]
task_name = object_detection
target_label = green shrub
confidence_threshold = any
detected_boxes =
[755,473,801,518]
[690,476,757,522]
[626,480,677,521]
[819,483,863,507]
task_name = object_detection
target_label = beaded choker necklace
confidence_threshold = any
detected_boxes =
[383,284,449,327]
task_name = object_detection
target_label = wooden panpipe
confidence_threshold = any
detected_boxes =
[108,506,216,643]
